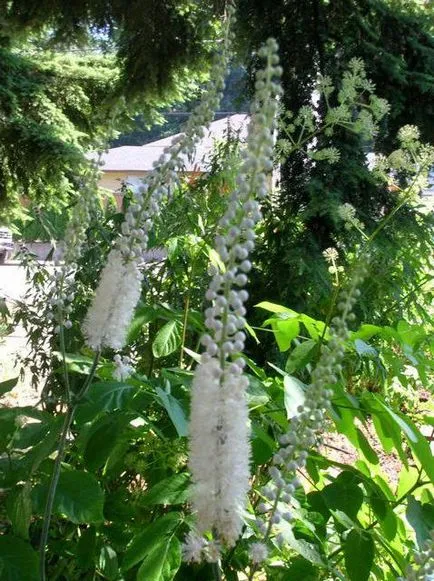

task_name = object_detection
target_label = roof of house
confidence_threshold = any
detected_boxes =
[95,114,249,173]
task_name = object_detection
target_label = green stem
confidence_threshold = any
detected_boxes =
[39,350,100,581]
[212,561,222,581]
[38,406,74,580]
[58,325,71,404]
[247,486,282,581]
[179,250,201,369]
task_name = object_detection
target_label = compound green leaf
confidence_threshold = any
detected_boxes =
[139,473,190,506]
[137,535,181,581]
[122,512,182,571]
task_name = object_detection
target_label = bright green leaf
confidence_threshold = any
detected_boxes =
[271,318,300,351]
[140,473,190,506]
[155,387,188,437]
[137,535,181,581]
[152,320,182,358]
[255,301,292,313]
[122,512,181,571]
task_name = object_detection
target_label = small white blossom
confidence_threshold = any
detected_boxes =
[112,354,134,381]
[249,542,268,564]
[398,125,420,144]
[323,247,339,263]
[182,532,206,563]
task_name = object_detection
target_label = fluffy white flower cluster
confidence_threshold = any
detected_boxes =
[82,250,142,350]
[189,359,250,549]
[82,6,235,351]
[398,124,420,144]
[253,264,367,560]
[399,531,434,580]
[187,38,282,558]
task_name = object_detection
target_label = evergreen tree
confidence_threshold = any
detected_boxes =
[236,0,434,323]
[0,1,221,214]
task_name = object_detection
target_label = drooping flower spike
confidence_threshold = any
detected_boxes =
[187,38,282,559]
[82,3,236,351]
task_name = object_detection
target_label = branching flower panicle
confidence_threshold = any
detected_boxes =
[82,5,236,351]
[187,38,282,558]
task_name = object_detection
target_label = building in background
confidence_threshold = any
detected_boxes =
[94,115,249,207]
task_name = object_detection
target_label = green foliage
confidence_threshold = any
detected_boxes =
[1,40,433,581]
[0,47,118,212]
[0,0,220,98]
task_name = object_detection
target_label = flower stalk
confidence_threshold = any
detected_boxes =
[186,38,282,560]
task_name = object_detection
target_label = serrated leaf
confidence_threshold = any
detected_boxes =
[277,520,324,565]
[75,381,135,423]
[122,512,182,571]
[84,413,130,471]
[152,320,182,358]
[285,340,317,374]
[140,473,190,506]
[137,535,181,581]
[0,535,39,581]
[33,469,104,524]
[344,529,375,581]
[322,479,363,522]
[126,306,160,344]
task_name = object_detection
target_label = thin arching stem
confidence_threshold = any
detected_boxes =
[39,351,100,581]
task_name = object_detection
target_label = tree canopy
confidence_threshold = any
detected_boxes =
[236,0,434,321]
